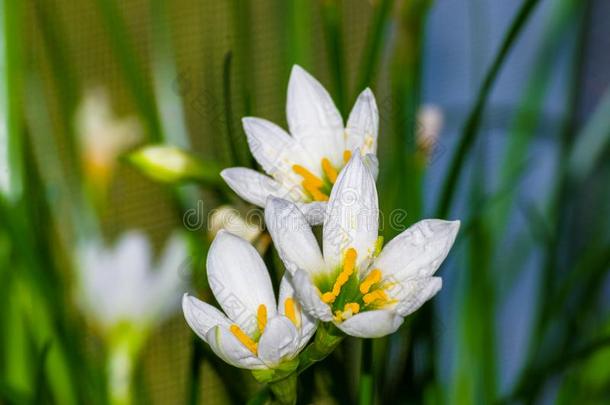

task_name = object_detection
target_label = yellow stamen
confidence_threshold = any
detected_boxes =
[257,304,267,333]
[304,181,329,201]
[321,158,338,183]
[343,302,360,314]
[292,165,324,187]
[284,298,300,327]
[359,269,382,294]
[343,150,352,164]
[321,292,336,304]
[293,164,329,201]
[363,290,389,305]
[322,248,358,303]
[230,324,257,354]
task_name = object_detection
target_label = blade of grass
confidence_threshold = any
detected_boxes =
[435,0,542,218]
[490,0,580,236]
[95,0,162,141]
[31,1,81,178]
[320,0,346,115]
[286,0,312,67]
[567,86,610,182]
[0,0,23,201]
[354,0,394,95]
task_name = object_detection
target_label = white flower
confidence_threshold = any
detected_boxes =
[264,153,460,338]
[221,65,379,224]
[75,87,141,186]
[417,104,443,157]
[76,231,187,332]
[208,205,263,243]
[182,231,316,370]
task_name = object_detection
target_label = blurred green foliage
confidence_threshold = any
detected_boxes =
[1,0,609,404]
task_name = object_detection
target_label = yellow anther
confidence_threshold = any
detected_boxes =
[230,324,258,354]
[343,302,360,315]
[304,181,329,201]
[292,165,324,187]
[359,269,382,294]
[323,248,358,303]
[321,292,336,304]
[284,298,299,327]
[343,150,352,164]
[321,158,338,183]
[293,164,329,201]
[363,289,389,305]
[257,304,267,333]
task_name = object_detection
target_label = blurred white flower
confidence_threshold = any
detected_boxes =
[265,153,460,338]
[76,231,188,333]
[222,65,379,225]
[182,231,316,371]
[417,104,443,158]
[75,87,142,188]
[208,205,262,242]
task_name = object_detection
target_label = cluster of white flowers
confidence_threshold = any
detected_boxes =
[182,66,460,375]
[73,66,459,393]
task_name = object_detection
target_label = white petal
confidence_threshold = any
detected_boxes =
[299,201,327,226]
[221,168,306,208]
[265,197,325,275]
[242,117,319,178]
[362,153,379,180]
[207,231,277,335]
[206,326,267,370]
[345,88,378,155]
[278,275,317,349]
[258,316,300,367]
[292,269,333,322]
[373,219,460,281]
[182,294,230,343]
[323,153,379,270]
[390,277,442,317]
[336,310,403,338]
[286,65,344,166]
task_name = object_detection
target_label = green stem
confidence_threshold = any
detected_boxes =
[269,373,297,405]
[297,324,344,374]
[358,339,374,405]
[107,341,136,405]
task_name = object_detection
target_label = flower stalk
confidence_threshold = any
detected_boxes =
[297,323,344,374]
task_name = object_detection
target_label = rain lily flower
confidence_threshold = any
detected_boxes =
[76,231,187,332]
[416,104,443,158]
[76,231,187,405]
[76,87,142,191]
[207,205,271,255]
[182,230,316,377]
[221,65,379,224]
[265,153,460,338]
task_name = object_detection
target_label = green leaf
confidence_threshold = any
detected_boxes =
[435,0,542,218]
[568,87,610,182]
[0,0,23,201]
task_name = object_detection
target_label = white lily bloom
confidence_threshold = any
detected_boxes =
[221,65,379,224]
[182,231,316,370]
[75,87,142,187]
[77,231,187,332]
[265,153,460,338]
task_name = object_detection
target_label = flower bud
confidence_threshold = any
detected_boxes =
[127,145,221,185]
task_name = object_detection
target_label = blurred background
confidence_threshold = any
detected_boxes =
[1,0,609,404]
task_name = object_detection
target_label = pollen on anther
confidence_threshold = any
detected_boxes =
[284,298,300,327]
[257,304,267,333]
[321,158,338,183]
[343,150,352,164]
[230,324,258,354]
[359,269,382,294]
